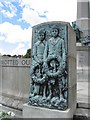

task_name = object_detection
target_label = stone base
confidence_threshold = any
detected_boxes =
[23,103,75,118]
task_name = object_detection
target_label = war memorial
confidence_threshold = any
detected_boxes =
[0,0,90,119]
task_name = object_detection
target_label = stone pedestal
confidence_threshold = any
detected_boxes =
[23,21,76,118]
[23,103,75,118]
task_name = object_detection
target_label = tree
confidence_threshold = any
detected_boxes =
[3,54,11,57]
[23,48,31,58]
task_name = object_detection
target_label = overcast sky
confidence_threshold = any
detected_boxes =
[0,0,77,55]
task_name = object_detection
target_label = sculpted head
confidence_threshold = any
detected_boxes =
[38,28,46,41]
[51,26,59,38]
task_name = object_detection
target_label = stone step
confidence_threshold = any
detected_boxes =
[74,108,89,118]
[73,115,88,120]
[0,103,89,119]
[77,102,90,109]
[0,94,90,118]
[0,95,28,110]
[0,104,22,118]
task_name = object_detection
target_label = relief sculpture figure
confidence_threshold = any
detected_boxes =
[29,29,47,104]
[29,24,68,110]
[43,25,67,110]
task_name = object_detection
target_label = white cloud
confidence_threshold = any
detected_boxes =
[0,49,4,55]
[0,1,17,18]
[0,22,32,44]
[0,0,77,55]
[21,6,47,26]
[28,42,31,48]
[3,11,15,18]
[0,2,3,7]
[0,32,7,41]
[11,43,27,55]
[46,0,77,22]
[19,0,77,26]
[0,22,32,55]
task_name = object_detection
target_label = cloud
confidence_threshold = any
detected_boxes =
[46,0,77,22]
[11,43,27,55]
[0,0,77,55]
[0,22,32,44]
[20,6,47,26]
[0,48,5,55]
[0,32,7,41]
[0,22,32,55]
[0,2,3,7]
[19,0,48,26]
[0,1,17,18]
[19,0,77,26]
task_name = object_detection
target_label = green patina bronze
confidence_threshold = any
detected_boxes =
[29,22,68,110]
[72,21,83,42]
[81,35,90,45]
[72,21,90,46]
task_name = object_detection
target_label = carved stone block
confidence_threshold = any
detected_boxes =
[23,21,76,118]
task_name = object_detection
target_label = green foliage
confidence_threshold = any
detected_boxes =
[0,111,15,119]
[0,112,11,119]
[23,48,31,58]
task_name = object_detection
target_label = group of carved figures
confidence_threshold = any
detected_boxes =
[29,25,68,110]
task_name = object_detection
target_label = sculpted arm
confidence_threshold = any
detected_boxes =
[62,40,67,67]
[43,41,48,62]
[32,43,39,63]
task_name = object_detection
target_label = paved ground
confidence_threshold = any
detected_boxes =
[75,82,90,118]
[77,82,90,108]
[0,81,90,118]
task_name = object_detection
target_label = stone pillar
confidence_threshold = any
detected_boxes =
[76,0,90,36]
[76,0,90,83]
[76,1,90,111]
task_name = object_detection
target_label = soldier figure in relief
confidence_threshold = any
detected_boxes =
[44,26,67,102]
[30,29,46,98]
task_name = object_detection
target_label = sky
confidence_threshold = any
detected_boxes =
[0,0,77,55]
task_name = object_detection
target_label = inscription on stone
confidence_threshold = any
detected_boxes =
[1,59,31,66]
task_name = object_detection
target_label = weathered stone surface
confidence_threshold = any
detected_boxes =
[23,104,74,118]
[1,58,30,101]
[77,0,90,36]
[74,108,89,117]
[77,44,90,81]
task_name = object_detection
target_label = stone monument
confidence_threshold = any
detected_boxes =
[77,0,90,37]
[76,0,90,82]
[23,21,76,118]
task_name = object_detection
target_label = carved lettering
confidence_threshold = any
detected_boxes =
[1,59,30,66]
